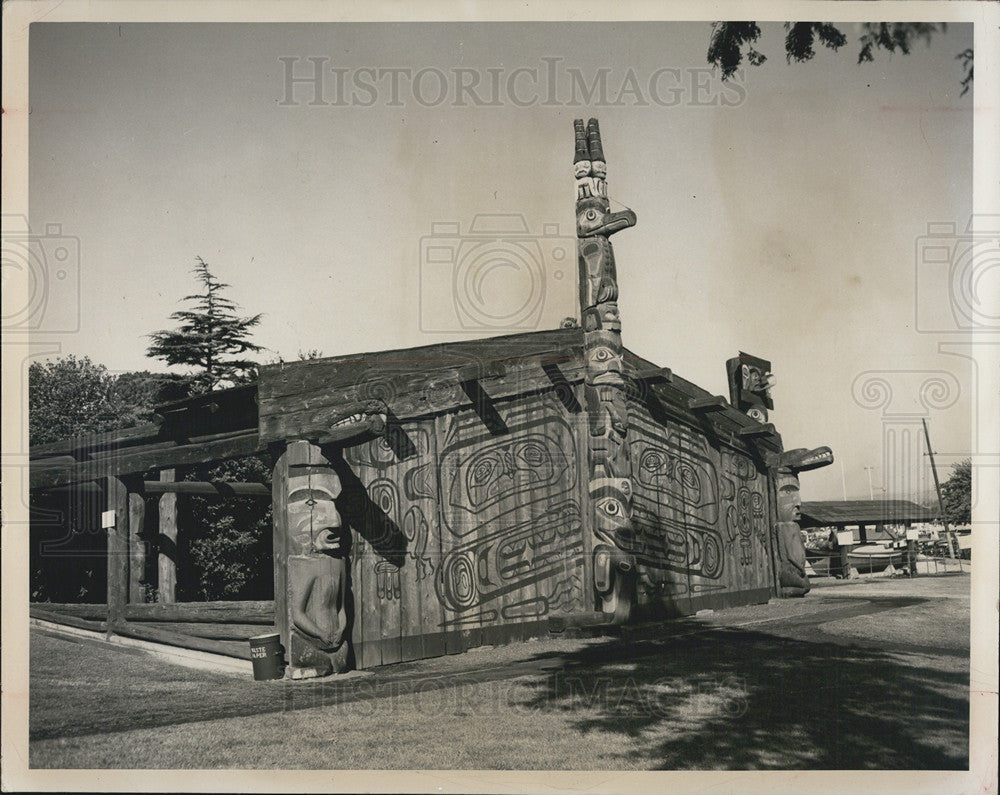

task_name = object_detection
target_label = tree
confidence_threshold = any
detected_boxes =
[940,458,971,527]
[147,257,264,393]
[708,22,973,95]
[28,356,185,444]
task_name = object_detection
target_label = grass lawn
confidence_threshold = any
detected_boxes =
[29,575,970,770]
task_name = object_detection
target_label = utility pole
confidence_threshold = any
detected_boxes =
[840,459,848,501]
[864,466,875,501]
[922,417,957,559]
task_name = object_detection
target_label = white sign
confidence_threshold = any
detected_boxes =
[905,527,920,541]
[836,530,855,547]
[101,510,116,529]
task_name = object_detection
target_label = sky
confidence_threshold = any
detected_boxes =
[24,20,977,503]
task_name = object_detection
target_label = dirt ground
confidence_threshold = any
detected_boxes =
[28,573,970,770]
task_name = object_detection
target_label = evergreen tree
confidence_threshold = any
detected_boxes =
[147,257,264,392]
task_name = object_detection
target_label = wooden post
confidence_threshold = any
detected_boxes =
[158,468,178,603]
[128,483,146,603]
[105,475,129,632]
[271,446,289,647]
[835,529,855,579]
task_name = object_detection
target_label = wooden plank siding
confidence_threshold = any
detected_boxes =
[627,397,774,617]
[328,385,590,669]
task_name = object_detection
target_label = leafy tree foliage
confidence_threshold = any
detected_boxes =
[940,458,971,526]
[147,257,264,393]
[178,454,274,601]
[28,356,187,444]
[708,22,972,95]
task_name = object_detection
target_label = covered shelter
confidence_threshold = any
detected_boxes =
[800,500,938,544]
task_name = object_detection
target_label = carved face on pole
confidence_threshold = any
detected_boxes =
[776,470,802,524]
[589,476,634,547]
[581,302,622,333]
[287,463,343,556]
[585,331,626,387]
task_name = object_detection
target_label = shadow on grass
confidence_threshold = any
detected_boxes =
[30,593,968,770]
[518,622,969,769]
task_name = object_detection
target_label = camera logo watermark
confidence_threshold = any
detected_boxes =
[914,214,1000,334]
[278,58,747,109]
[419,213,572,333]
[1,214,81,334]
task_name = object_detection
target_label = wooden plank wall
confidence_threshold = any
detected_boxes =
[338,389,589,668]
[627,398,774,616]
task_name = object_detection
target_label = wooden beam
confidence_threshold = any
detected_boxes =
[31,431,261,490]
[258,353,586,444]
[30,606,107,634]
[105,476,129,632]
[629,363,672,383]
[144,480,271,497]
[688,395,729,412]
[737,423,777,438]
[128,488,146,604]
[127,621,271,641]
[28,603,107,620]
[110,621,254,660]
[29,422,163,460]
[158,469,177,604]
[124,600,275,624]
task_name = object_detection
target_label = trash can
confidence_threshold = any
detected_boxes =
[248,632,284,681]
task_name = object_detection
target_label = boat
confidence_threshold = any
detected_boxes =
[804,547,837,577]
[847,543,905,574]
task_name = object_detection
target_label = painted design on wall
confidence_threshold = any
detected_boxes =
[626,424,727,580]
[435,499,584,614]
[575,118,638,620]
[402,505,434,580]
[626,405,776,607]
[437,402,577,537]
[719,449,769,568]
[335,395,587,664]
[282,442,351,679]
[346,426,432,471]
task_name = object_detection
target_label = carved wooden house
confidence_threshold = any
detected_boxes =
[29,119,831,675]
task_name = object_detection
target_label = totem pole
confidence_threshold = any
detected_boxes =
[774,446,833,596]
[278,440,351,678]
[574,118,638,621]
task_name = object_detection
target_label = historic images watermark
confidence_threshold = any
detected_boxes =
[282,672,750,719]
[277,58,747,108]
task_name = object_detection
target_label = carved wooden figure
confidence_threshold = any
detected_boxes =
[280,441,351,678]
[774,446,833,596]
[575,118,638,620]
[726,352,776,423]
